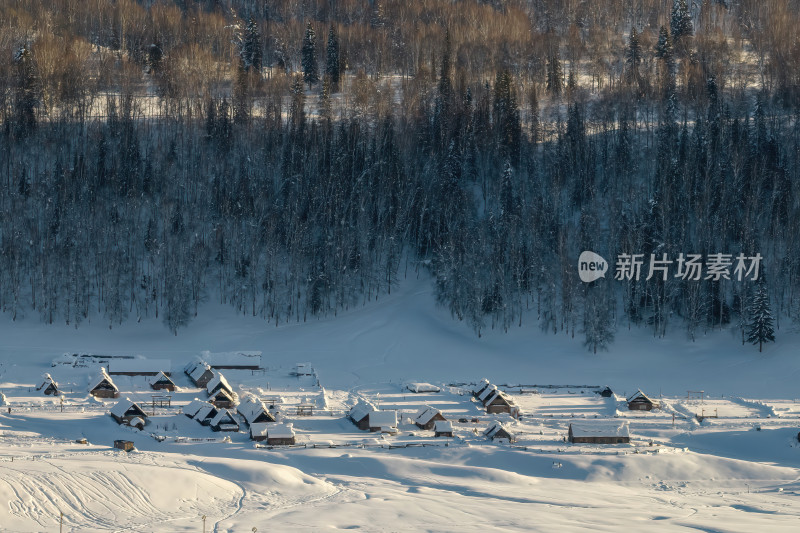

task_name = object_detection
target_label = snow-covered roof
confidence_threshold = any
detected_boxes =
[129,417,145,427]
[210,388,236,403]
[250,422,272,437]
[110,398,146,418]
[473,379,491,394]
[478,385,498,402]
[183,399,209,417]
[184,358,204,373]
[108,358,171,374]
[150,371,175,386]
[434,420,453,433]
[201,350,262,368]
[406,382,441,393]
[415,407,442,425]
[627,389,656,404]
[484,390,511,407]
[88,369,117,392]
[189,363,213,380]
[569,422,630,438]
[194,404,218,421]
[349,401,374,422]
[237,396,269,424]
[291,362,314,375]
[483,421,512,439]
[268,423,295,439]
[368,410,397,428]
[209,409,236,427]
[39,374,58,389]
[207,372,233,394]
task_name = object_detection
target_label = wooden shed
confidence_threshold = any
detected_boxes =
[434,420,454,437]
[473,379,492,399]
[37,374,60,396]
[414,407,447,430]
[568,422,630,444]
[114,440,135,452]
[627,390,659,411]
[266,423,296,445]
[368,410,398,433]
[183,399,209,418]
[209,388,237,409]
[88,370,119,398]
[483,422,516,443]
[348,402,374,430]
[185,361,215,388]
[599,386,614,398]
[207,372,235,397]
[237,396,276,425]
[150,371,177,392]
[209,409,240,432]
[110,398,148,428]
[201,351,263,370]
[193,404,219,426]
[483,389,514,414]
[249,422,272,442]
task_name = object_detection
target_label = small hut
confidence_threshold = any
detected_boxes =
[266,423,296,445]
[473,379,492,399]
[249,422,272,442]
[483,389,514,414]
[237,396,276,425]
[627,390,659,411]
[114,440,135,452]
[599,387,614,398]
[368,410,398,433]
[185,361,215,388]
[483,422,516,443]
[38,374,60,396]
[290,362,314,376]
[150,371,176,392]
[568,422,630,444]
[414,407,447,430]
[406,382,441,393]
[110,398,148,428]
[209,388,236,409]
[348,402,374,430]
[88,370,119,399]
[209,409,240,432]
[193,404,219,426]
[183,399,209,418]
[207,372,234,396]
[434,420,454,437]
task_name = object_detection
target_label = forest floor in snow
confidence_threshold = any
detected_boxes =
[0,277,799,532]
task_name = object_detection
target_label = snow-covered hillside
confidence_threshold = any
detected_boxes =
[1,278,799,531]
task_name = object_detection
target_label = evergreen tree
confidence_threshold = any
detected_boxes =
[670,0,694,41]
[13,46,38,137]
[626,27,642,87]
[302,23,319,87]
[325,25,340,91]
[747,279,775,352]
[546,54,563,96]
[242,17,262,72]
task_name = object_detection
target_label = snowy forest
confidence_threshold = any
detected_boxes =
[0,0,798,350]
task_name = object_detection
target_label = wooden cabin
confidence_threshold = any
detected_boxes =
[193,404,219,426]
[483,389,514,414]
[568,422,630,444]
[237,396,276,425]
[183,399,209,418]
[599,387,614,398]
[201,351,262,370]
[483,422,516,443]
[627,390,659,411]
[348,402,374,431]
[249,422,272,442]
[414,407,447,430]
[185,361,215,388]
[266,423,296,445]
[473,379,492,399]
[88,370,119,399]
[406,382,441,393]
[209,388,236,409]
[150,371,177,392]
[434,420,454,437]
[207,372,234,396]
[114,440,135,452]
[209,409,240,432]
[37,374,60,396]
[110,398,148,428]
[368,410,398,433]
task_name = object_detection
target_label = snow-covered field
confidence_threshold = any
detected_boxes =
[1,278,799,531]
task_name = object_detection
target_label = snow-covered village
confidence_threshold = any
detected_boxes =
[2,0,800,531]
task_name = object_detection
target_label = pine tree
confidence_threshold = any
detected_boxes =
[671,0,693,41]
[302,23,319,87]
[747,279,775,352]
[13,46,38,137]
[325,25,340,91]
[626,27,642,87]
[242,17,262,72]
[546,54,563,96]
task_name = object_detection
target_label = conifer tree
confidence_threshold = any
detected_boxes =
[546,54,563,96]
[747,279,775,352]
[670,0,693,41]
[302,23,319,87]
[325,26,340,91]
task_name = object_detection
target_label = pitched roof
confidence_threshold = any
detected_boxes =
[189,363,213,380]
[88,369,118,392]
[473,379,491,395]
[209,408,237,427]
[39,374,58,390]
[250,422,272,437]
[434,420,453,433]
[150,371,175,386]
[237,396,271,424]
[207,372,233,394]
[183,399,209,417]
[415,406,442,425]
[110,398,147,419]
[484,390,511,406]
[626,389,656,404]
[478,385,498,402]
[348,401,374,422]
[368,410,397,428]
[193,404,218,421]
[483,421,513,439]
